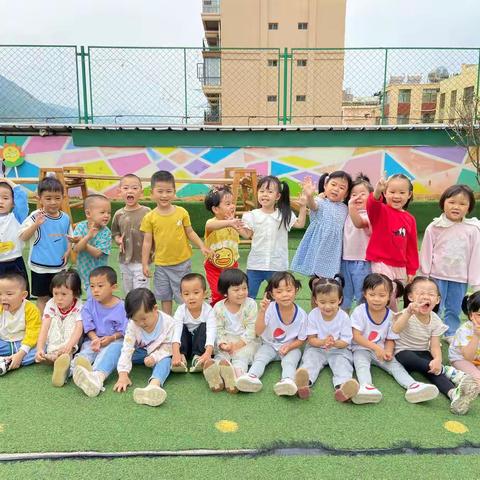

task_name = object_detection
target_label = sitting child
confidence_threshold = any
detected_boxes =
[236,272,307,396]
[72,266,128,396]
[35,270,84,387]
[0,273,41,374]
[172,273,216,373]
[113,288,176,407]
[203,269,259,393]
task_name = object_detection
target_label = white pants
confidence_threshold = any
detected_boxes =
[120,262,148,295]
[249,343,302,381]
[214,335,260,374]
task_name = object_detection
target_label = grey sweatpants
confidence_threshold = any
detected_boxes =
[353,349,415,389]
[248,344,302,380]
[300,346,354,387]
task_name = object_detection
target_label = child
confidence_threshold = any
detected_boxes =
[72,266,128,396]
[0,179,29,290]
[113,288,175,406]
[351,273,439,404]
[393,277,479,415]
[0,273,41,374]
[242,176,307,299]
[19,177,72,314]
[111,174,150,295]
[172,273,216,373]
[449,292,480,386]
[236,272,307,396]
[420,185,479,338]
[294,276,359,401]
[72,194,112,293]
[291,171,352,278]
[340,174,373,312]
[203,269,259,393]
[366,173,418,311]
[34,270,84,387]
[141,171,211,315]
[203,186,244,305]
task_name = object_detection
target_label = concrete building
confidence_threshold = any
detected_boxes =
[200,0,346,125]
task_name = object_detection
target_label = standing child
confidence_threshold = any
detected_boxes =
[236,272,307,396]
[202,269,259,393]
[19,177,72,314]
[141,171,211,315]
[111,174,150,295]
[242,176,307,299]
[291,171,352,278]
[366,173,418,311]
[351,273,439,404]
[294,276,359,401]
[449,292,480,386]
[34,270,84,387]
[393,277,479,415]
[72,194,112,293]
[420,185,479,339]
[113,288,175,407]
[0,273,41,375]
[171,273,216,373]
[72,266,128,396]
[203,186,243,305]
[0,179,29,290]
[341,174,373,312]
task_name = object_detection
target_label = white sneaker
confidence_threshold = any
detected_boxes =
[405,382,439,403]
[443,365,466,386]
[273,378,298,396]
[352,384,383,404]
[450,375,479,415]
[236,373,263,393]
[73,366,104,397]
[133,384,167,407]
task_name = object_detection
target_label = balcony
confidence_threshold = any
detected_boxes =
[204,106,221,124]
[197,60,221,95]
[202,0,220,14]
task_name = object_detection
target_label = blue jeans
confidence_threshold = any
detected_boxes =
[247,270,275,299]
[435,278,468,336]
[340,260,371,310]
[0,339,36,366]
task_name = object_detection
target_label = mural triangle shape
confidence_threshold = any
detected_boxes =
[384,152,414,180]
[271,161,298,176]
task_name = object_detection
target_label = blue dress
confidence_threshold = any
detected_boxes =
[291,198,348,278]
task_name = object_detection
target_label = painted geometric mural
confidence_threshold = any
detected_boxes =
[1,136,477,198]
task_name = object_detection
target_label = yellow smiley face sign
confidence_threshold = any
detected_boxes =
[213,247,235,268]
[1,144,24,168]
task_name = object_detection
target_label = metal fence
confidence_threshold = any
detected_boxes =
[0,45,478,125]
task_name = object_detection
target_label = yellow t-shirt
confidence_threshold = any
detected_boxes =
[205,220,239,269]
[140,207,192,266]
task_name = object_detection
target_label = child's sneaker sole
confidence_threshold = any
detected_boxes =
[335,379,360,402]
[295,368,311,399]
[133,386,167,407]
[189,358,204,373]
[220,364,238,394]
[52,353,71,387]
[203,362,224,392]
[273,380,298,396]
[236,375,262,393]
[405,384,439,403]
[352,386,383,404]
[73,367,102,397]
[451,375,479,415]
[75,356,93,372]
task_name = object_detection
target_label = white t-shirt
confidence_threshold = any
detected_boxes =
[449,321,480,363]
[0,213,24,262]
[224,309,245,337]
[261,302,307,351]
[342,210,371,261]
[242,208,297,271]
[173,302,216,347]
[306,308,353,346]
[351,303,398,351]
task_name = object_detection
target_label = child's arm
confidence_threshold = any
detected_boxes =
[332,339,349,349]
[383,339,395,361]
[307,335,328,348]
[348,198,369,229]
[373,173,387,200]
[254,295,270,336]
[302,176,319,211]
[419,225,434,277]
[468,229,480,292]
[405,219,419,283]
[142,232,153,278]
[34,314,52,362]
[460,327,480,362]
[171,308,185,366]
[428,336,443,374]
[278,338,305,356]
[292,193,307,228]
[352,328,385,360]
[184,225,212,257]
[114,322,135,393]
[12,184,29,223]
[19,212,45,242]
[74,225,103,258]
[111,213,124,253]
[392,306,415,334]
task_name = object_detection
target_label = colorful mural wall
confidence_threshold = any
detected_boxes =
[1,136,477,197]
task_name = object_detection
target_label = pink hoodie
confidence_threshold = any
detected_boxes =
[420,214,480,291]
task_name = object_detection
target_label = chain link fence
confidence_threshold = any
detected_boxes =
[0,46,478,126]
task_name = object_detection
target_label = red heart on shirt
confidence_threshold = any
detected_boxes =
[368,331,379,342]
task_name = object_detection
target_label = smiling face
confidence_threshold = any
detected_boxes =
[314,290,341,320]
[258,181,281,210]
[0,278,27,313]
[443,192,470,222]
[226,281,248,306]
[39,190,63,216]
[86,199,111,228]
[270,279,297,308]
[324,177,349,203]
[364,284,390,312]
[384,178,412,210]
[181,277,206,311]
[119,176,142,209]
[349,183,370,210]
[152,180,176,209]
[212,192,235,220]
[131,305,159,333]
[408,280,440,315]
[0,185,13,215]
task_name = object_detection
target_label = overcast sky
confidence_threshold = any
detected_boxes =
[1,0,479,47]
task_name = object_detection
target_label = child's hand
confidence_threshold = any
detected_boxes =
[230,218,245,231]
[8,351,25,370]
[196,351,212,366]
[383,351,393,362]
[374,172,388,197]
[302,176,316,197]
[35,349,46,363]
[142,265,152,278]
[200,245,214,258]
[117,234,125,254]
[259,294,271,312]
[113,373,132,393]
[67,235,81,244]
[172,352,183,367]
[297,191,307,207]
[373,345,385,361]
[278,344,290,356]
[86,224,99,239]
[324,335,335,349]
[90,337,101,352]
[34,210,46,227]
[219,342,232,352]
[428,358,442,375]
[99,336,114,348]
[144,355,156,368]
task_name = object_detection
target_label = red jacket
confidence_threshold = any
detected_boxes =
[365,193,419,275]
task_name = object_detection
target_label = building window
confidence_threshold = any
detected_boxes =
[268,23,278,30]
[298,22,308,30]
[421,112,435,123]
[464,86,474,106]
[384,91,390,105]
[422,88,439,103]
[267,95,277,102]
[297,59,307,67]
[398,89,411,103]
[439,92,445,108]
[397,114,410,124]
[296,95,306,102]
[450,90,457,109]
[267,59,278,67]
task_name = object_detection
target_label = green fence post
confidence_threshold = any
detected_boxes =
[184,48,188,125]
[381,48,388,125]
[282,47,289,125]
[79,46,90,124]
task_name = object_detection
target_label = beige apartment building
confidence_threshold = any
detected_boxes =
[200,0,346,125]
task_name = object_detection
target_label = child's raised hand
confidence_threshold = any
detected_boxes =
[34,210,46,227]
[297,191,308,207]
[406,302,423,316]
[302,176,316,197]
[374,172,388,197]
[113,373,132,393]
[259,294,271,312]
[144,355,156,368]
[428,358,442,375]
[87,223,99,239]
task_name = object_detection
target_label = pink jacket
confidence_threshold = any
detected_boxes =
[420,214,480,291]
